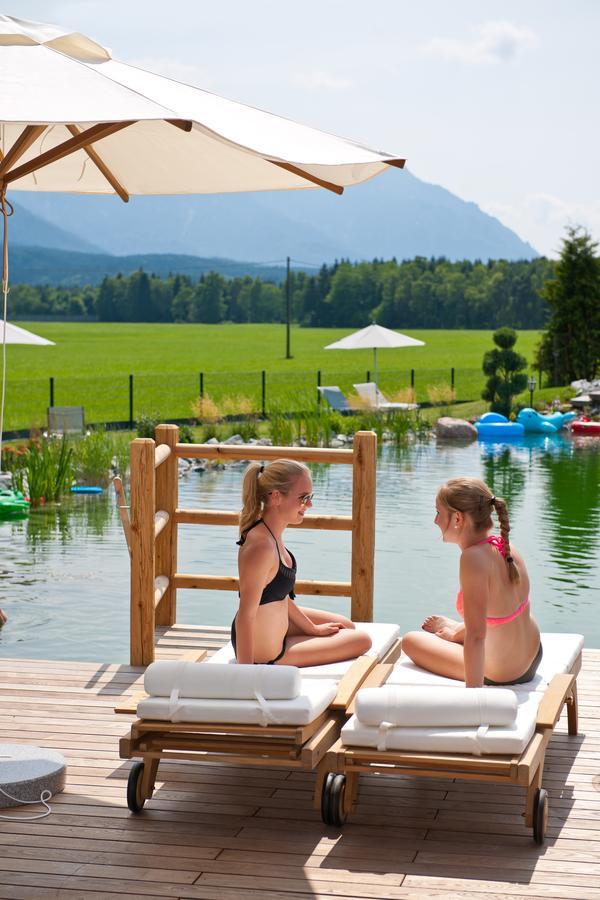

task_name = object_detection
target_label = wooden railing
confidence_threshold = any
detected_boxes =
[127,424,377,665]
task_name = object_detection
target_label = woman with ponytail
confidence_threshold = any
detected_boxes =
[402,477,542,687]
[233,459,372,666]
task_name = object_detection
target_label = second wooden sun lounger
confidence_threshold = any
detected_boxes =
[317,632,582,844]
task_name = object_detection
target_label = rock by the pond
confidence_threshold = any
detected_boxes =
[224,434,245,444]
[336,434,349,443]
[435,417,477,441]
[256,438,273,446]
[330,438,345,448]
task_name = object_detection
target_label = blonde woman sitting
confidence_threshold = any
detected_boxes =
[402,477,542,688]
[232,459,371,666]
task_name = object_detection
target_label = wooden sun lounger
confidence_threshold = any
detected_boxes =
[315,651,581,844]
[116,640,402,813]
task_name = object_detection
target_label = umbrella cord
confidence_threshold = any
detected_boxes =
[0,188,13,472]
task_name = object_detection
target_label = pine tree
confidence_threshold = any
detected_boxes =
[535,226,600,384]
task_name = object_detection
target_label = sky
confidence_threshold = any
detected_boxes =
[10,0,600,257]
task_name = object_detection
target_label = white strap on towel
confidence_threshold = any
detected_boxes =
[377,721,393,752]
[167,661,186,721]
[467,724,489,756]
[254,670,282,726]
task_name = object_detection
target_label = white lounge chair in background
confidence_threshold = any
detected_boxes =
[353,382,418,411]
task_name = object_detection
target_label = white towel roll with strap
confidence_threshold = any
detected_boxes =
[144,661,300,700]
[355,685,518,728]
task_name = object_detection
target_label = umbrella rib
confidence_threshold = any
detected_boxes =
[65,124,129,202]
[0,125,48,178]
[384,159,406,169]
[2,121,136,185]
[269,161,344,195]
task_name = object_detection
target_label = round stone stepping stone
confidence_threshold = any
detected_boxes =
[0,744,66,808]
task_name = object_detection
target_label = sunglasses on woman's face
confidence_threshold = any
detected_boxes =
[298,493,314,506]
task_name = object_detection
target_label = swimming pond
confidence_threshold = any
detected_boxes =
[1,435,598,661]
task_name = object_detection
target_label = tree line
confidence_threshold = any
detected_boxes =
[10,256,556,329]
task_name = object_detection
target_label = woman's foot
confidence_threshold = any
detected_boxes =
[0,608,7,626]
[422,614,461,642]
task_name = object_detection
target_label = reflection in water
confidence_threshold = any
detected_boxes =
[0,436,598,661]
[539,443,600,591]
[25,493,113,551]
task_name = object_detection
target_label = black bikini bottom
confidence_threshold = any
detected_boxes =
[484,643,543,686]
[230,616,287,666]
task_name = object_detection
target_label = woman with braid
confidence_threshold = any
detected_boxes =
[233,459,372,666]
[402,477,542,687]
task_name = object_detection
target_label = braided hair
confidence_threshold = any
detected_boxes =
[437,477,520,583]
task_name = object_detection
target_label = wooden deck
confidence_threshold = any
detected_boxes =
[1,625,599,900]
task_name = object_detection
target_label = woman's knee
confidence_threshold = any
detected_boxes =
[401,630,423,659]
[351,629,372,655]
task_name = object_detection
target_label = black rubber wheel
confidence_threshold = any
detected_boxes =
[321,772,335,825]
[127,761,146,813]
[533,787,548,844]
[329,774,347,827]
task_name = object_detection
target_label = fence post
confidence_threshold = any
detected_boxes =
[129,374,134,430]
[451,367,455,391]
[130,438,156,665]
[261,370,266,417]
[410,369,415,389]
[351,430,376,622]
[199,372,204,399]
[366,370,370,384]
[317,370,321,406]
[154,424,179,628]
[49,376,54,408]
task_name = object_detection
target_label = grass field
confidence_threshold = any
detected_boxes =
[7,322,545,431]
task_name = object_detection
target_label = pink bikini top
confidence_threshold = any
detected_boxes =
[455,535,530,627]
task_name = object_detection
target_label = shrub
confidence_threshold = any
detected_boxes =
[136,411,161,439]
[178,423,195,443]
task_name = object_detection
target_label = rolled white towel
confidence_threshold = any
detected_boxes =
[144,661,301,700]
[355,685,518,728]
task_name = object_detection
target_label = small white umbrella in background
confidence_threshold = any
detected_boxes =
[325,323,425,400]
[0,322,54,345]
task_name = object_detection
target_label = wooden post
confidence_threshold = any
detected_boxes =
[130,438,156,665]
[154,424,179,627]
[350,430,376,621]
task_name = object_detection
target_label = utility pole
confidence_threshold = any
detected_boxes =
[285,255,292,359]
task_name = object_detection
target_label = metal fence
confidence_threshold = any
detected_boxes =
[9,366,483,433]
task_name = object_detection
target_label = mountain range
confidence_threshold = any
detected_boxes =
[9,168,538,285]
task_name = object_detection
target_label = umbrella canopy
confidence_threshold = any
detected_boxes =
[325,324,425,398]
[0,322,54,345]
[0,15,404,198]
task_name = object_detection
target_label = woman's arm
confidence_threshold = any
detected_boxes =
[459,550,488,687]
[236,542,275,663]
[287,600,340,637]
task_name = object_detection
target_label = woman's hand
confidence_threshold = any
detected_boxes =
[311,622,342,637]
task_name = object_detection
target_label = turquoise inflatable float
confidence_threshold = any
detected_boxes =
[516,408,577,433]
[475,412,524,440]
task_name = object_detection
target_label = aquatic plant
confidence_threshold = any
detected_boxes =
[73,428,114,486]
[23,436,74,505]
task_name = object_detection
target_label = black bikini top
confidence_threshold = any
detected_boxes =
[237,519,296,604]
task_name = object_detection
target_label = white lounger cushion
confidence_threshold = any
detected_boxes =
[342,692,541,756]
[388,632,584,692]
[137,677,337,726]
[207,622,400,680]
[144,662,300,700]
[355,685,518,728]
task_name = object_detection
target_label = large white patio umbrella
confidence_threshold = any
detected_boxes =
[325,323,425,398]
[0,13,406,462]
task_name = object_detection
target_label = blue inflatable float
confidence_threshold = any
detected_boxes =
[70,485,104,494]
[475,412,525,440]
[516,407,576,433]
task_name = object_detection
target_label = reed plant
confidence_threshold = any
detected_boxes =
[190,394,223,423]
[72,428,114,486]
[22,436,74,506]
[427,382,456,416]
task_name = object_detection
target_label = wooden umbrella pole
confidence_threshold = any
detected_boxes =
[0,186,14,470]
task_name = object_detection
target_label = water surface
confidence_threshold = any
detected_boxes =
[1,435,598,661]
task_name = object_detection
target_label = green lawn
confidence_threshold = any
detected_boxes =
[7,323,545,431]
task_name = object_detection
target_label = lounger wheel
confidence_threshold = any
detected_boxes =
[127,761,146,813]
[321,772,347,827]
[532,788,548,844]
